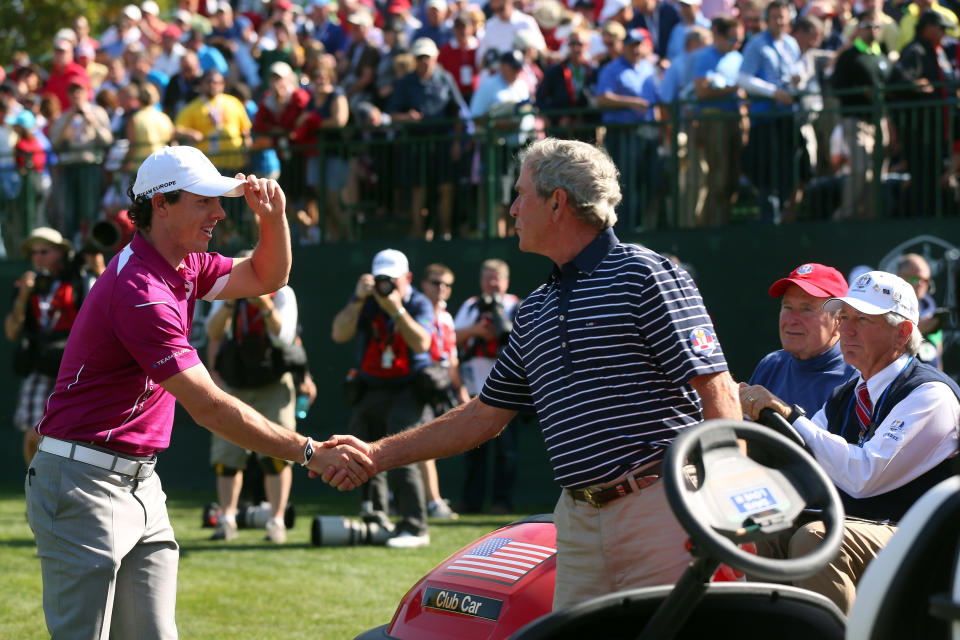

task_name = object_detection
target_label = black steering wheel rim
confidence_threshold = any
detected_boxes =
[664,419,845,581]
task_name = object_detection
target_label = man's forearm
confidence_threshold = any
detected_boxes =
[370,398,515,472]
[204,393,308,462]
[691,370,741,420]
[249,215,291,293]
[395,311,431,352]
[332,298,363,343]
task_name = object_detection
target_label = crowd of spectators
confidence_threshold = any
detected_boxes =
[0,0,959,249]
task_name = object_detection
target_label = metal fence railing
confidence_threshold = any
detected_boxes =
[1,81,956,253]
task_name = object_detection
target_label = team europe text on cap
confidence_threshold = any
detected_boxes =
[823,270,920,324]
[132,146,246,200]
[768,263,849,299]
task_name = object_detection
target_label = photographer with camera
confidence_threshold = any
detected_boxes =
[5,227,88,465]
[205,250,303,544]
[331,249,435,548]
[453,258,522,514]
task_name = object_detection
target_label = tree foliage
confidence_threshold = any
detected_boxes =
[0,1,137,64]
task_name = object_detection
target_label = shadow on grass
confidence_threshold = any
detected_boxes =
[0,538,36,548]
[179,542,317,556]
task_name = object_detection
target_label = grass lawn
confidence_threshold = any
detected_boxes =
[0,483,544,639]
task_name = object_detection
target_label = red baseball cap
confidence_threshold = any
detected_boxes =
[389,0,411,13]
[768,263,848,299]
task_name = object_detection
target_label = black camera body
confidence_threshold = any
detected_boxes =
[374,275,395,297]
[475,293,513,338]
[33,270,54,296]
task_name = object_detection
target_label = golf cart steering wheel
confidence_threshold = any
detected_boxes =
[756,408,808,452]
[664,420,844,582]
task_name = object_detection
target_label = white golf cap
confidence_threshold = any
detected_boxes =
[823,270,919,324]
[141,0,161,15]
[132,146,245,200]
[123,4,143,20]
[410,37,440,57]
[372,249,409,278]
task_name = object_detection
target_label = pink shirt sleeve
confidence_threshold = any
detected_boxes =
[192,251,234,301]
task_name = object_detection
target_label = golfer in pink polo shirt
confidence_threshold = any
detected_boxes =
[24,145,374,640]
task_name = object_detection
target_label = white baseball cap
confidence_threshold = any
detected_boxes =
[123,4,143,21]
[372,249,409,278]
[132,146,245,200]
[410,37,440,58]
[823,270,919,324]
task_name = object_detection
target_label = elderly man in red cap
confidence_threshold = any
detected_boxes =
[743,263,856,417]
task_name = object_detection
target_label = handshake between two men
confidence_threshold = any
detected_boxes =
[310,434,379,490]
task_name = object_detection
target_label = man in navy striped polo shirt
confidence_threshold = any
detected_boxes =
[322,137,741,608]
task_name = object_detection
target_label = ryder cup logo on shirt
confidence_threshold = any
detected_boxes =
[689,327,717,356]
[796,264,814,275]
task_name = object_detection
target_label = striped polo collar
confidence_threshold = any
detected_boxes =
[550,227,619,284]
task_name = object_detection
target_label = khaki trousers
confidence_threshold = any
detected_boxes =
[753,519,896,614]
[552,477,693,610]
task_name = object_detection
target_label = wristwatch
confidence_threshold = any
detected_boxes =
[391,307,407,320]
[301,437,315,467]
[786,404,806,425]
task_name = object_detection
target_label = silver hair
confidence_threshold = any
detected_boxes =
[883,311,922,355]
[517,138,621,230]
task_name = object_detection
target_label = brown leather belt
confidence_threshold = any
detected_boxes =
[567,463,662,508]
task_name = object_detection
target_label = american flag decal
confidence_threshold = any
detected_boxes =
[443,537,557,585]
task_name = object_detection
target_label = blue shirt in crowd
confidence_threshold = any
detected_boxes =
[596,56,658,124]
[739,30,800,115]
[691,45,744,111]
[748,342,857,416]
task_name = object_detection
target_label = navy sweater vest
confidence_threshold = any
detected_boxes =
[822,358,959,522]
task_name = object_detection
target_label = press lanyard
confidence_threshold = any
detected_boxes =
[35,282,62,332]
[842,356,914,446]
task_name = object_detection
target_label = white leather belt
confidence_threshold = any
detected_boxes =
[38,437,156,479]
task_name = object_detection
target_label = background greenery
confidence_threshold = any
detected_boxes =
[0,1,142,63]
[0,483,539,639]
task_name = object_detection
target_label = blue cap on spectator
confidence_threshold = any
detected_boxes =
[7,110,36,131]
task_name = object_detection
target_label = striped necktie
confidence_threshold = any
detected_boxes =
[855,381,872,441]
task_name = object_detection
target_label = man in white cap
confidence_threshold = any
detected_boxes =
[331,248,435,547]
[24,146,373,639]
[387,37,467,239]
[742,270,960,614]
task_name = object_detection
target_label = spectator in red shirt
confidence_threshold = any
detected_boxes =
[11,110,45,174]
[252,61,311,221]
[43,39,90,111]
[439,11,481,101]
